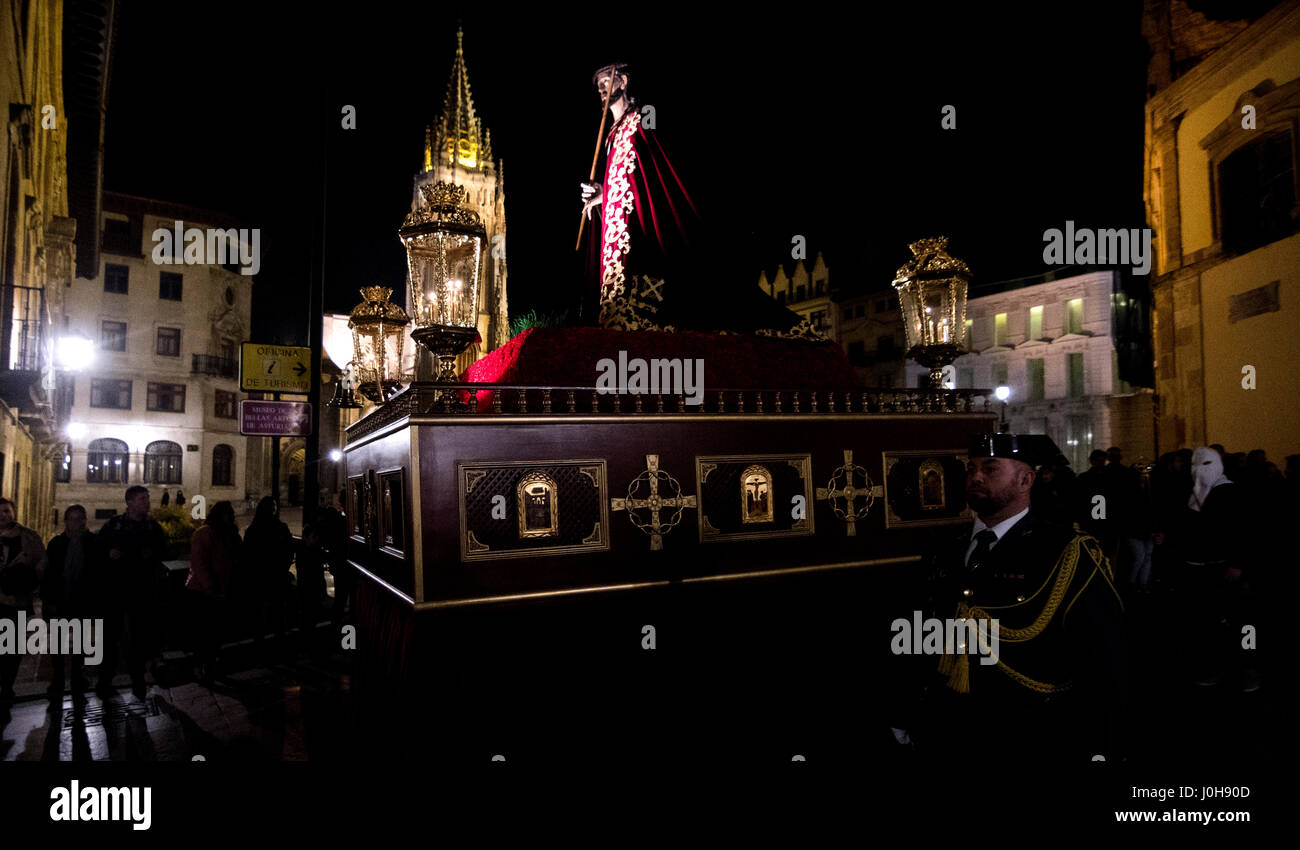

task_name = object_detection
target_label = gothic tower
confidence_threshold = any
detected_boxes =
[412,28,509,374]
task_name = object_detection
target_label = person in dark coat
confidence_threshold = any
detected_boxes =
[241,497,294,649]
[185,501,241,682]
[897,434,1127,765]
[316,507,353,629]
[43,505,97,698]
[94,486,170,697]
[0,498,47,704]
[295,524,328,636]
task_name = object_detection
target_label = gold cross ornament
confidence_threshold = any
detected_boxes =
[815,449,881,536]
[612,454,697,550]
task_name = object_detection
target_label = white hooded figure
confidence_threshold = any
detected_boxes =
[1188,446,1233,512]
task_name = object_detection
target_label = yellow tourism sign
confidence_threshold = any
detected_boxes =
[240,342,312,393]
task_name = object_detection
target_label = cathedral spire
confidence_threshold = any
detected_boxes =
[433,26,485,171]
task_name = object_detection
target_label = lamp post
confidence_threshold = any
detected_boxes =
[892,236,971,389]
[346,287,412,404]
[995,384,1011,432]
[399,181,485,385]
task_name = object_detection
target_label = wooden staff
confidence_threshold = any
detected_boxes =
[575,68,620,251]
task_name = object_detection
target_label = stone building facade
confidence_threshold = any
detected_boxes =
[1143,0,1300,460]
[53,193,254,527]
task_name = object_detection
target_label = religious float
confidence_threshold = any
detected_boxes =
[334,182,996,758]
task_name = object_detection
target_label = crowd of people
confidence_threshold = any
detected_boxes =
[0,486,353,707]
[1030,442,1294,693]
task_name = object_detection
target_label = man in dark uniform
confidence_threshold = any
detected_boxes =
[900,434,1127,765]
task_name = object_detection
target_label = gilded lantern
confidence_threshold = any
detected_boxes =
[399,181,485,381]
[891,237,971,388]
[347,286,411,403]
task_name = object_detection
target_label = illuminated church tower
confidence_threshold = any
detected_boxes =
[412,28,509,372]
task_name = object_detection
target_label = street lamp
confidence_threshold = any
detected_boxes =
[399,181,485,383]
[56,335,94,370]
[892,236,971,389]
[995,385,1011,432]
[326,362,362,410]
[347,287,412,404]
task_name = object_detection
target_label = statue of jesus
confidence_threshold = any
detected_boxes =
[578,63,808,336]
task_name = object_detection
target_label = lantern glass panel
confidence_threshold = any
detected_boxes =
[406,232,482,328]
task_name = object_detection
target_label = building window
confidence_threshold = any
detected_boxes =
[104,264,129,294]
[159,272,183,301]
[810,310,826,330]
[54,443,72,483]
[1219,129,1296,256]
[89,379,131,409]
[1066,298,1084,334]
[796,285,806,301]
[877,335,895,355]
[212,444,233,487]
[1028,358,1045,401]
[1029,305,1043,339]
[994,363,1008,387]
[87,438,129,484]
[857,304,867,318]
[847,340,866,365]
[815,279,825,295]
[958,368,974,389]
[100,321,127,351]
[873,299,887,313]
[102,218,133,255]
[156,327,181,357]
[144,440,182,484]
[994,313,1007,347]
[1068,352,1085,397]
[215,390,237,419]
[147,382,186,413]
[842,308,852,321]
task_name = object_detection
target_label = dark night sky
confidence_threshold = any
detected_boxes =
[101,1,1251,346]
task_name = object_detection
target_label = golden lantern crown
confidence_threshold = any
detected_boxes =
[348,286,410,327]
[401,182,485,236]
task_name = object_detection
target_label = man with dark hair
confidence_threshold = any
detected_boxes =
[901,434,1126,764]
[43,505,96,698]
[95,486,169,697]
[0,497,46,704]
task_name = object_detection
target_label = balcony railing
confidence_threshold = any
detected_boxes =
[192,354,237,378]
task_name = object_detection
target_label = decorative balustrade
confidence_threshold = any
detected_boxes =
[345,382,995,440]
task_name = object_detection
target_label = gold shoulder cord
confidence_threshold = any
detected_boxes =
[938,535,1103,694]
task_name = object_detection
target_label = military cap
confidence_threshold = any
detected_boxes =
[969,433,1061,470]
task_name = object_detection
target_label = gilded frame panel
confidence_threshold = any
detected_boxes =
[457,459,610,562]
[882,449,973,529]
[694,453,815,543]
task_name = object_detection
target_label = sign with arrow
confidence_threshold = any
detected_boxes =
[240,342,313,393]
